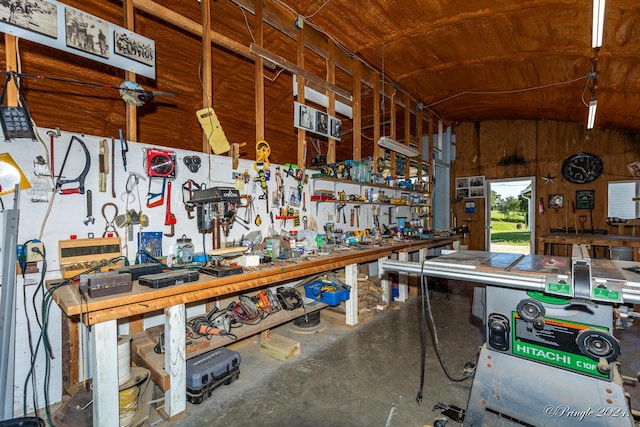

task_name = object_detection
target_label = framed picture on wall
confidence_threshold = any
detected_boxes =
[65,7,109,58]
[0,0,58,38]
[548,194,564,209]
[575,190,595,209]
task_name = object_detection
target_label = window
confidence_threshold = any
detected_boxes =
[608,181,639,219]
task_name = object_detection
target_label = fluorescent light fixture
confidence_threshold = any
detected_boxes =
[293,76,353,119]
[592,0,606,48]
[587,99,597,129]
[377,136,420,158]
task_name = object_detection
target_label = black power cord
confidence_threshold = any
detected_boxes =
[416,261,475,405]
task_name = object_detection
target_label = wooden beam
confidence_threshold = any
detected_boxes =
[233,0,353,75]
[131,0,264,65]
[123,0,137,142]
[352,59,361,161]
[255,0,265,141]
[201,0,212,153]
[389,90,397,177]
[327,41,336,164]
[250,43,351,100]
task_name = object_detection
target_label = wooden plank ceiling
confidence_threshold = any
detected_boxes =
[2,0,639,165]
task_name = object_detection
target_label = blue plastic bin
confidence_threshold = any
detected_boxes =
[304,280,350,306]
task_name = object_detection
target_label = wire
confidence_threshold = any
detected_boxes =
[301,0,331,19]
[237,4,256,43]
[425,75,591,109]
[416,260,475,404]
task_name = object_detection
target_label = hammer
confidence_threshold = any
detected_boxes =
[354,205,361,227]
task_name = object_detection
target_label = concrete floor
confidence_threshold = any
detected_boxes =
[153,281,640,427]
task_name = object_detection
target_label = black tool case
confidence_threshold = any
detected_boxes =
[186,347,241,404]
[137,270,200,288]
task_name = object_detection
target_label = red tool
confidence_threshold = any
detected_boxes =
[164,181,176,237]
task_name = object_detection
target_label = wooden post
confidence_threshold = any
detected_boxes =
[373,74,381,161]
[404,92,411,177]
[201,0,212,153]
[123,0,137,142]
[297,28,306,167]
[389,90,397,177]
[91,320,119,427]
[345,263,359,325]
[4,35,17,106]
[326,41,336,164]
[164,304,186,418]
[416,106,423,179]
[254,0,264,142]
[352,60,361,161]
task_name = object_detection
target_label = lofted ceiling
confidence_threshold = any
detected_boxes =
[268,0,640,130]
[269,0,640,131]
[3,0,640,165]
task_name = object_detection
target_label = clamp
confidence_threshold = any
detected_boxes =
[101,202,119,237]
[56,135,90,195]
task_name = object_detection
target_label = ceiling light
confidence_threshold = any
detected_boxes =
[587,99,598,129]
[592,0,606,48]
[377,136,420,158]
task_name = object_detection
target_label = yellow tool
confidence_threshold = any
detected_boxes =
[196,107,230,154]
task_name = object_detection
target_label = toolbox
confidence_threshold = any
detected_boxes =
[186,347,241,404]
[304,280,350,306]
[138,270,200,288]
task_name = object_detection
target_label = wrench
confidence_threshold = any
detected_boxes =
[84,190,95,225]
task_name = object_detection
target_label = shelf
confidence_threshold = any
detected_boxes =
[311,175,430,194]
[131,300,327,391]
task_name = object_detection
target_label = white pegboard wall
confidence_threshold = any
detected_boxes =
[0,127,320,274]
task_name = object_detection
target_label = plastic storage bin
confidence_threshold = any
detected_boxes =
[304,280,350,306]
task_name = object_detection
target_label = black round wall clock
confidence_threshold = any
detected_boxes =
[561,152,603,184]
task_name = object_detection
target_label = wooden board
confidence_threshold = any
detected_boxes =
[260,334,300,361]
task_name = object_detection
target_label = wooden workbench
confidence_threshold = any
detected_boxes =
[50,236,459,427]
[537,233,640,260]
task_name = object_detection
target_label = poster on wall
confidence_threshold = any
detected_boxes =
[294,101,342,140]
[456,176,485,198]
[0,0,156,79]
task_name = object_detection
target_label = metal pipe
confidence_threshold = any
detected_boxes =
[379,259,640,305]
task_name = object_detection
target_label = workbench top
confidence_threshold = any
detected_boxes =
[49,236,459,325]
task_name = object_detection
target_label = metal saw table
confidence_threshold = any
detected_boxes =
[380,250,640,427]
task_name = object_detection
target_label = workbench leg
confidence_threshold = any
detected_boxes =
[344,263,358,326]
[379,256,390,304]
[397,252,409,302]
[164,304,186,418]
[91,320,119,427]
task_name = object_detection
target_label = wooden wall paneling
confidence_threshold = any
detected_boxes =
[296,28,306,167]
[352,59,361,161]
[255,0,265,142]
[327,41,336,164]
[132,0,255,63]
